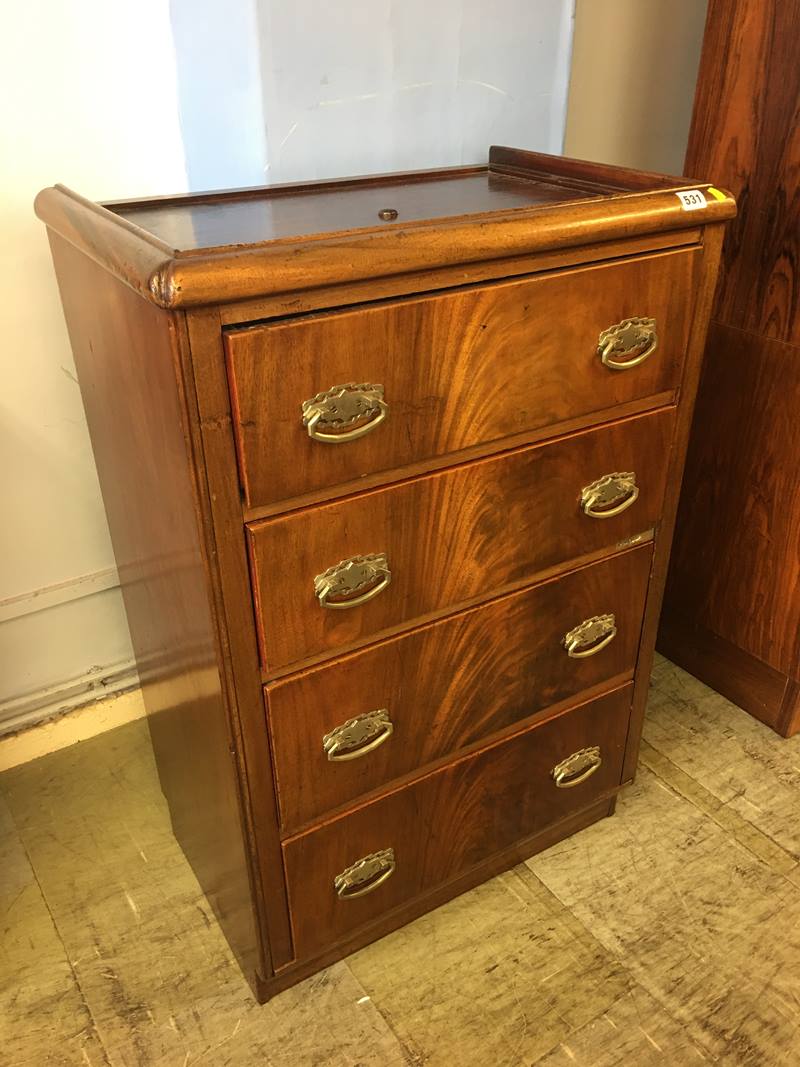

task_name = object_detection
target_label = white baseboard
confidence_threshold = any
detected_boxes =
[0,657,140,738]
[0,685,146,772]
[0,567,136,734]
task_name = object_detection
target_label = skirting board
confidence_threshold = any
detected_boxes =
[0,657,140,738]
[658,613,800,738]
[0,681,145,772]
[0,567,136,735]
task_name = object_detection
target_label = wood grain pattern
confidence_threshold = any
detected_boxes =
[45,235,264,986]
[665,325,800,676]
[219,229,702,328]
[658,613,793,731]
[34,148,735,310]
[227,248,696,508]
[113,171,596,250]
[622,223,728,780]
[143,186,736,310]
[263,797,617,998]
[243,394,676,525]
[489,144,685,189]
[685,0,800,344]
[282,685,632,961]
[248,408,674,672]
[662,2,800,737]
[38,148,732,998]
[184,310,295,972]
[779,681,800,737]
[267,546,652,831]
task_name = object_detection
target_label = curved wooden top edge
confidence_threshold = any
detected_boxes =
[35,184,178,306]
[159,186,736,308]
[35,159,736,311]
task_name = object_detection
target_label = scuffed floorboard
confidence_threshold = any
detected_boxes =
[1,655,799,1065]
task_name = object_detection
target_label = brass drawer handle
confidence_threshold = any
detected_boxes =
[334,848,396,899]
[581,472,639,518]
[302,382,388,443]
[563,614,617,658]
[552,746,603,788]
[314,553,391,609]
[323,709,394,761]
[598,317,657,370]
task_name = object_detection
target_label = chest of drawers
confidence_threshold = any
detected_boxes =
[36,147,734,1000]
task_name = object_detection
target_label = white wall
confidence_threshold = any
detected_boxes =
[2,0,710,735]
[564,0,708,175]
[170,0,268,189]
[255,0,574,182]
[2,1,576,732]
[0,2,188,731]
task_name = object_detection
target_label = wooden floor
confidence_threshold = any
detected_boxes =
[3,655,800,1066]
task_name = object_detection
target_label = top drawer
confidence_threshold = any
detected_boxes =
[226,247,698,509]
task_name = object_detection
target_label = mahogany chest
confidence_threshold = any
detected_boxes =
[36,147,734,1000]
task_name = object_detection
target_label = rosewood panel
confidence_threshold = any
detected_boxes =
[282,684,631,961]
[662,0,800,737]
[248,407,675,671]
[226,248,696,507]
[665,325,800,677]
[685,0,800,345]
[658,614,794,732]
[267,545,652,831]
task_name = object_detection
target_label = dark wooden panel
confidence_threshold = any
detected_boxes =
[779,682,800,738]
[282,685,631,961]
[184,311,295,973]
[249,408,674,672]
[685,0,800,344]
[659,612,791,730]
[112,172,595,251]
[267,546,651,831]
[227,249,696,508]
[623,224,728,781]
[220,230,702,330]
[662,2,800,737]
[489,144,684,189]
[45,234,264,987]
[664,324,800,676]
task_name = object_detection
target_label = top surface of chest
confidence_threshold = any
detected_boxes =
[35,146,735,310]
[108,170,601,251]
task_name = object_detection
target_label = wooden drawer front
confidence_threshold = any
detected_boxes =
[268,545,651,832]
[226,248,696,508]
[248,408,674,671]
[282,684,631,960]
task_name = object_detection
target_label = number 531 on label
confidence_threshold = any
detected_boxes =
[676,189,708,211]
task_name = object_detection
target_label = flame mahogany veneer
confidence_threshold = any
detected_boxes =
[37,147,733,1000]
